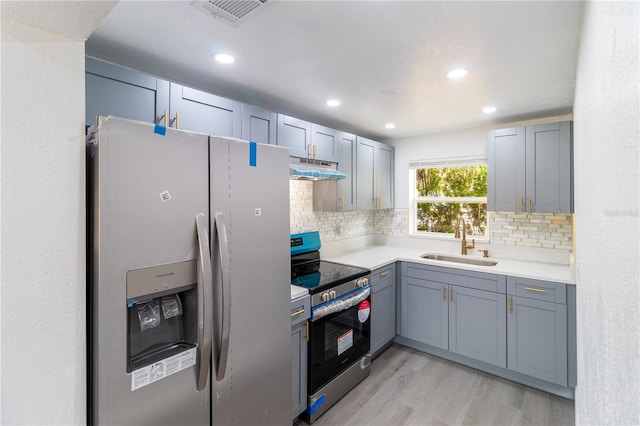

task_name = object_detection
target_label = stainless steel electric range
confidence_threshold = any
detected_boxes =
[290,231,372,424]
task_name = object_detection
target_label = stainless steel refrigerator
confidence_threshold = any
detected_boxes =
[88,116,291,425]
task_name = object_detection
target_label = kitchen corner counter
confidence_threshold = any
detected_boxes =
[325,245,576,285]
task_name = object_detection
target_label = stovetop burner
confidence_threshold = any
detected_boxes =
[291,260,369,293]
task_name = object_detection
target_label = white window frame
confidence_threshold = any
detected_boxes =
[409,156,488,239]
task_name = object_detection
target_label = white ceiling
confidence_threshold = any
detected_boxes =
[85,1,583,141]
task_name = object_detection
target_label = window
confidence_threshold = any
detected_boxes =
[409,157,487,237]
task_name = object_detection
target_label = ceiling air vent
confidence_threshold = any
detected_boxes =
[191,0,268,26]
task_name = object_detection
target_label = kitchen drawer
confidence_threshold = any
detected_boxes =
[291,295,310,327]
[372,263,395,288]
[401,262,506,293]
[507,276,566,304]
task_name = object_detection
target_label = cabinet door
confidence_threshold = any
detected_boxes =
[356,137,376,210]
[277,114,310,158]
[525,121,573,213]
[241,104,276,144]
[449,286,506,368]
[310,123,338,162]
[375,143,394,209]
[487,127,526,211]
[401,277,448,349]
[291,321,307,419]
[337,132,357,211]
[507,295,567,386]
[371,265,396,355]
[85,57,169,129]
[169,83,241,137]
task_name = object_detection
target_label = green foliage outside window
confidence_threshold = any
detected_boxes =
[415,165,487,236]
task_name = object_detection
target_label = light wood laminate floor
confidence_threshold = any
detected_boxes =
[305,344,574,426]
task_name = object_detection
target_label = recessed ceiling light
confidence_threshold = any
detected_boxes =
[214,53,235,64]
[446,68,468,79]
[385,123,396,129]
[483,106,497,114]
[327,99,340,107]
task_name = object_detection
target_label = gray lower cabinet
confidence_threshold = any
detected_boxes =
[85,57,169,129]
[450,285,506,367]
[370,264,396,355]
[399,262,507,368]
[241,104,276,144]
[169,82,241,137]
[291,295,310,420]
[507,277,568,386]
[401,276,448,349]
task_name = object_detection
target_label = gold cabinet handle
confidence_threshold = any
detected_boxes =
[313,143,318,158]
[290,308,305,318]
[450,287,453,302]
[157,110,167,127]
[170,112,179,129]
[340,197,345,211]
[524,287,546,293]
[304,320,309,342]
[528,196,532,212]
[442,285,446,300]
[380,270,390,278]
[520,196,524,212]
[509,296,513,313]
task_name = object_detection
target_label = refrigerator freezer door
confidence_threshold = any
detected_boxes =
[209,138,292,425]
[91,116,210,425]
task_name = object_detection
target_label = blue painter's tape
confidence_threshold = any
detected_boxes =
[249,141,257,167]
[308,394,326,415]
[127,299,134,308]
[154,124,167,136]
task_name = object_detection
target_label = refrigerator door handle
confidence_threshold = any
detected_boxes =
[214,212,231,381]
[195,213,213,392]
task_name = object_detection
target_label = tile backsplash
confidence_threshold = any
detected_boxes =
[290,180,573,254]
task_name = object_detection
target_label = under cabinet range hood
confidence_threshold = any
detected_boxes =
[289,157,346,180]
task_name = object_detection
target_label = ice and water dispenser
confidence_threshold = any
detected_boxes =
[126,260,199,375]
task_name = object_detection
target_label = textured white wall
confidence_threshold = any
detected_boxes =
[573,1,640,424]
[1,21,87,424]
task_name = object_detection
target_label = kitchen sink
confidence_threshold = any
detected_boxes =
[420,254,498,267]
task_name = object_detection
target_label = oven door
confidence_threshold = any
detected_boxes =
[308,290,371,394]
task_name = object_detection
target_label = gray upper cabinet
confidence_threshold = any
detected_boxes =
[370,264,396,355]
[356,137,395,210]
[241,104,276,145]
[507,276,568,386]
[488,121,573,213]
[337,132,357,211]
[310,123,338,162]
[276,114,338,162]
[487,127,526,212]
[312,131,357,212]
[85,57,169,128]
[277,114,310,158]
[169,83,241,137]
[525,122,573,213]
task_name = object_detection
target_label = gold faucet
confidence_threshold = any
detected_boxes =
[460,217,475,255]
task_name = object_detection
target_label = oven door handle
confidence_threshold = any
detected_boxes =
[214,212,231,381]
[311,286,371,321]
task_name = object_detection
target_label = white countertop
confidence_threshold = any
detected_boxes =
[290,285,309,301]
[324,245,575,285]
